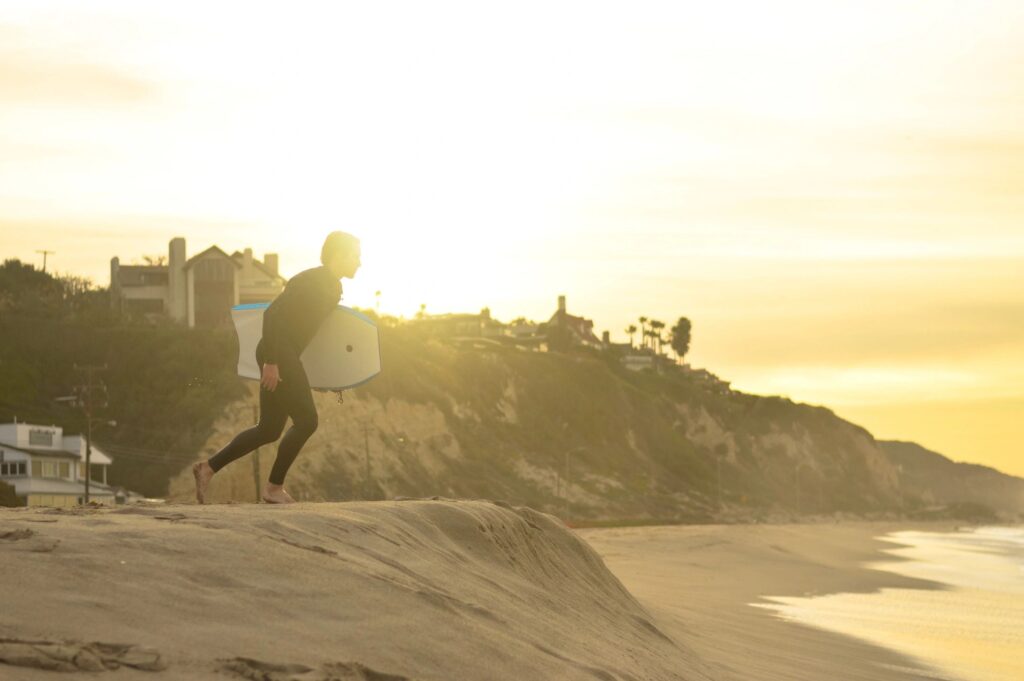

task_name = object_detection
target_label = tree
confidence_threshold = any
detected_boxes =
[670,317,692,362]
[624,324,637,348]
[638,316,648,349]
[138,254,167,266]
[649,320,665,354]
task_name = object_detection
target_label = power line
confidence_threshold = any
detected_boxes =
[93,441,198,463]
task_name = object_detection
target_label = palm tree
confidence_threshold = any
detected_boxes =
[638,316,648,349]
[649,320,665,354]
[625,324,637,348]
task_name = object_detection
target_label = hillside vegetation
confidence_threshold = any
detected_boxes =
[3,259,1020,522]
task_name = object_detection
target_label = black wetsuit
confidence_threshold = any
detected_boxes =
[208,265,342,484]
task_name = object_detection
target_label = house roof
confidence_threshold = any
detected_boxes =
[420,312,505,325]
[229,251,286,282]
[182,245,243,271]
[119,264,168,271]
[11,477,116,496]
[0,444,81,460]
[560,314,602,344]
[0,442,112,464]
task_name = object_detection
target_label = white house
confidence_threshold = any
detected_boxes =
[0,419,117,507]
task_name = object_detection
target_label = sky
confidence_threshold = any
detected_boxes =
[2,1,1021,475]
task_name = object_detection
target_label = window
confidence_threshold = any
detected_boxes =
[29,429,54,447]
[0,461,27,476]
[41,461,58,478]
[59,462,70,478]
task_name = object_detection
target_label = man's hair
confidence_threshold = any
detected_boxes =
[321,231,360,266]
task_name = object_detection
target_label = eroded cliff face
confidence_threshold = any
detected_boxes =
[169,383,466,505]
[169,349,906,522]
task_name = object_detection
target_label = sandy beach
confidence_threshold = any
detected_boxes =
[1,500,965,680]
[579,519,966,681]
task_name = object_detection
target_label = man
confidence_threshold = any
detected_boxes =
[192,231,361,504]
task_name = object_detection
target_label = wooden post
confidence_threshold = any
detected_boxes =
[251,405,261,501]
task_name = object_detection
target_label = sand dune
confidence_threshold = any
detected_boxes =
[1,499,714,680]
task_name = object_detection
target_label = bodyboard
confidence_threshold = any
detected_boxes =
[231,303,382,390]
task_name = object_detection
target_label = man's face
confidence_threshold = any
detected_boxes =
[333,245,361,277]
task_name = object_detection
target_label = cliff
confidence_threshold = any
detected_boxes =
[880,440,1024,518]
[168,327,915,522]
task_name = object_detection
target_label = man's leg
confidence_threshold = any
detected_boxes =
[207,371,288,473]
[267,354,318,487]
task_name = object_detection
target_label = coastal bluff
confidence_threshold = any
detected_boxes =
[0,498,713,681]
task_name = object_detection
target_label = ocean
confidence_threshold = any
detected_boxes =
[752,525,1024,681]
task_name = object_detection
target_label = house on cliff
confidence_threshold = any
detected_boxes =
[546,295,603,350]
[110,237,286,328]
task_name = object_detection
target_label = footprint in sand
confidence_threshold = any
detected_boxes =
[0,636,166,672]
[218,656,414,680]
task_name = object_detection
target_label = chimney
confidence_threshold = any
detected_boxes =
[264,253,279,276]
[602,330,610,346]
[557,295,566,313]
[110,257,121,310]
[244,247,253,271]
[167,237,187,323]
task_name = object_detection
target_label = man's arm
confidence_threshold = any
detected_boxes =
[262,304,281,364]
[260,275,311,364]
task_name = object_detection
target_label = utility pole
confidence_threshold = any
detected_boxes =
[36,249,55,272]
[795,462,803,516]
[563,445,587,519]
[897,463,904,514]
[363,421,371,500]
[251,405,261,501]
[564,448,571,518]
[648,454,656,500]
[717,452,723,508]
[72,363,108,504]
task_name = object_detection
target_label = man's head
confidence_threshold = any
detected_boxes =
[321,231,361,279]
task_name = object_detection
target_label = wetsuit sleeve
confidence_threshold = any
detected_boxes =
[261,303,282,364]
[260,275,312,364]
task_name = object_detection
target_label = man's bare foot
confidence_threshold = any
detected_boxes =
[192,460,215,504]
[261,483,296,504]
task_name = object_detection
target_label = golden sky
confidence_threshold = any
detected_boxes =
[2,2,1022,475]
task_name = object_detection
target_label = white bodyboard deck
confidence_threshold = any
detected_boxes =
[231,303,381,390]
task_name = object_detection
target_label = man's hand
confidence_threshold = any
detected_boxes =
[261,363,283,391]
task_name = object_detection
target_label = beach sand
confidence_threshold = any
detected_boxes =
[1,499,963,680]
[578,519,965,681]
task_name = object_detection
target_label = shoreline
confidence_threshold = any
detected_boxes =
[576,519,969,681]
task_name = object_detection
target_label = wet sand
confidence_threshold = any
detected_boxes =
[577,519,965,681]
